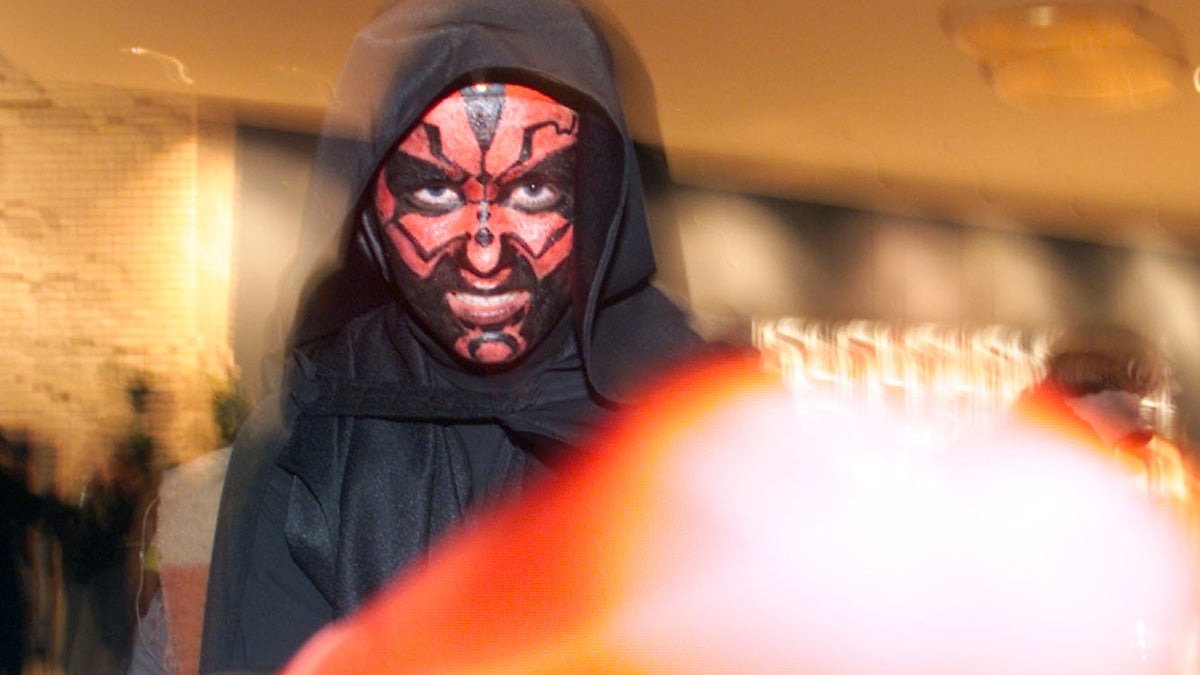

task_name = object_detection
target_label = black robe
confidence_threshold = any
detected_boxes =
[200,1,708,672]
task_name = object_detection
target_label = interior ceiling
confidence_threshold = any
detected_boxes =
[3,0,1199,251]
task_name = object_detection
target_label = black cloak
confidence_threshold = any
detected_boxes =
[200,0,707,672]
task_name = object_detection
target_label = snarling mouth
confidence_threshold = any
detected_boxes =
[446,290,531,329]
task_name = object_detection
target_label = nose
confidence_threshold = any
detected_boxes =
[464,203,501,275]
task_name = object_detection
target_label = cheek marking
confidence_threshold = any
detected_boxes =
[483,207,572,277]
[384,226,441,279]
[386,213,480,280]
[525,228,573,279]
[395,208,478,260]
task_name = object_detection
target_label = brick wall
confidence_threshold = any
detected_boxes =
[0,60,235,496]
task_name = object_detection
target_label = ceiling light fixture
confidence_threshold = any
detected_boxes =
[943,1,1190,115]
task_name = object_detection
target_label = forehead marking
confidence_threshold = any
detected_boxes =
[461,83,507,151]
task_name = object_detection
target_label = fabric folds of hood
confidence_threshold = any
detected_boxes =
[288,0,700,402]
[201,3,709,668]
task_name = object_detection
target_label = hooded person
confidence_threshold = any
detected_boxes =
[199,0,709,672]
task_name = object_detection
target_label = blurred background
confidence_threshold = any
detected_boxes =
[2,0,1200,672]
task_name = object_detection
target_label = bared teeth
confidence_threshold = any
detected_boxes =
[454,291,520,307]
[447,291,530,326]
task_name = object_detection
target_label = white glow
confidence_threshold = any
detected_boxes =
[614,389,1199,673]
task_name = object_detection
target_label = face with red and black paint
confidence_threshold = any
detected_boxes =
[374,83,578,368]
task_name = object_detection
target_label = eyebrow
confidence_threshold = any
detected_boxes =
[383,151,463,195]
[497,146,575,187]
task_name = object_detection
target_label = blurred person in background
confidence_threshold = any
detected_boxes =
[128,444,234,675]
[127,378,249,675]
[59,441,157,675]
[0,429,43,675]
[199,0,712,672]
[1010,322,1188,495]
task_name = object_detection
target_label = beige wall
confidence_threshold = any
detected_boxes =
[0,63,235,495]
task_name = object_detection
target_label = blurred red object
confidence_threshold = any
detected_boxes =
[282,355,1200,674]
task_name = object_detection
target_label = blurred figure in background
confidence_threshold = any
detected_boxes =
[128,445,232,675]
[0,429,42,675]
[60,442,157,675]
[128,376,249,675]
[1010,323,1188,497]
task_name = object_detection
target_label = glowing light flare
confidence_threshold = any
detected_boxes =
[283,358,1200,674]
[614,401,1198,673]
[754,318,1059,444]
[122,46,195,86]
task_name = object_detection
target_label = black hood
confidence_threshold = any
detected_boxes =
[201,6,710,666]
[287,0,698,402]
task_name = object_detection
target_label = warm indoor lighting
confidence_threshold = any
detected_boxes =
[943,1,1190,114]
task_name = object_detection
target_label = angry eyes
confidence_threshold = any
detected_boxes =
[405,178,568,215]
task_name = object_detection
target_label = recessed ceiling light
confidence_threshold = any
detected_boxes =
[942,1,1190,115]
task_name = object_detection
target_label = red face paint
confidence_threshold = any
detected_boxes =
[374,83,579,367]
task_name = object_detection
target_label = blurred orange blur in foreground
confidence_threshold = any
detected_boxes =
[283,355,1200,674]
